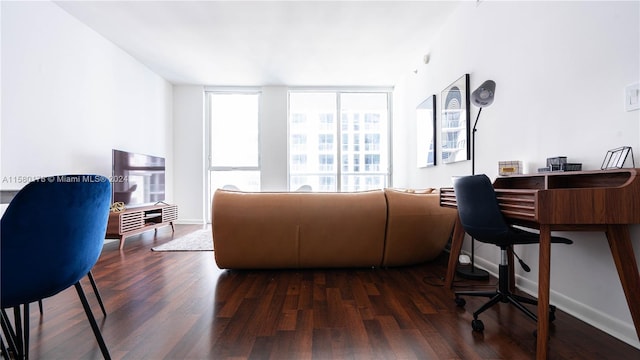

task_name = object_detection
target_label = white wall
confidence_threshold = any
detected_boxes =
[1,1,173,200]
[393,1,640,348]
[260,86,289,191]
[172,85,206,223]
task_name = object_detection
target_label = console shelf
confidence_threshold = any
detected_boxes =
[106,203,178,249]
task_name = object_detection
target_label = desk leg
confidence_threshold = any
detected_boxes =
[445,215,465,289]
[537,225,551,359]
[606,225,640,340]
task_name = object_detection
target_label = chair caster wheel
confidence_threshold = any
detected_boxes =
[471,319,485,332]
[455,297,466,307]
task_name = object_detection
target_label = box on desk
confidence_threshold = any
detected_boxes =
[498,161,523,176]
[538,156,582,172]
[547,156,567,171]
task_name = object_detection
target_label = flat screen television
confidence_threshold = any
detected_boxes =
[112,149,165,207]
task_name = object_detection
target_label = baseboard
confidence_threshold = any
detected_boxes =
[515,271,640,350]
[174,219,207,225]
[464,252,640,350]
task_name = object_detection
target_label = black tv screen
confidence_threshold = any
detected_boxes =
[112,149,165,207]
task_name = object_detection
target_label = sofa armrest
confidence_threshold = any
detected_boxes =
[382,188,457,267]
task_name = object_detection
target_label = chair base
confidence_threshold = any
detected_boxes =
[455,262,556,332]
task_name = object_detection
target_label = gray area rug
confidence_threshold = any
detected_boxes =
[151,227,213,252]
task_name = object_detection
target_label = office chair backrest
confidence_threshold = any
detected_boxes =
[452,174,511,245]
[1,175,112,308]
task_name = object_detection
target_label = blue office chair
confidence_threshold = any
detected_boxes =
[1,175,112,359]
[452,174,573,332]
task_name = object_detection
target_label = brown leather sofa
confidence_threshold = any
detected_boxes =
[211,188,457,269]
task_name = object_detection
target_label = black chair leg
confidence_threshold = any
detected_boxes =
[511,293,537,306]
[23,303,29,359]
[1,309,20,358]
[36,271,106,319]
[455,290,497,299]
[1,335,10,359]
[87,271,107,318]
[472,293,503,319]
[13,306,24,359]
[506,295,538,322]
[75,282,111,360]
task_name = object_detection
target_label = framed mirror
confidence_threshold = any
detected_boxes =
[416,95,437,167]
[441,74,470,164]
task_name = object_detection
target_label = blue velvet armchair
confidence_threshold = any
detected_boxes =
[1,175,112,359]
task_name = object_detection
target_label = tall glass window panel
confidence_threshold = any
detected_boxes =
[340,93,389,192]
[289,92,338,192]
[288,91,390,192]
[209,93,260,168]
[207,92,261,221]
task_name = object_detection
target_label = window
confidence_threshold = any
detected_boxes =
[288,91,391,192]
[318,154,334,171]
[291,154,307,172]
[318,134,334,151]
[206,92,261,215]
[291,134,307,153]
[319,113,334,131]
[365,154,381,172]
[291,113,306,124]
[364,113,380,130]
[365,134,380,151]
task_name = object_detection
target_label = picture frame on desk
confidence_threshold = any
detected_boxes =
[601,146,634,169]
[441,74,470,164]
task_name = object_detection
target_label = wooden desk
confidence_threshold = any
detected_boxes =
[440,169,640,359]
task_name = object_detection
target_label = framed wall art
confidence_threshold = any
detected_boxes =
[440,74,470,164]
[416,95,437,167]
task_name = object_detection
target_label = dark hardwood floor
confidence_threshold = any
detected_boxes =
[11,224,640,359]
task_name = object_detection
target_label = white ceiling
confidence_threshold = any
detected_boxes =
[55,1,460,86]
